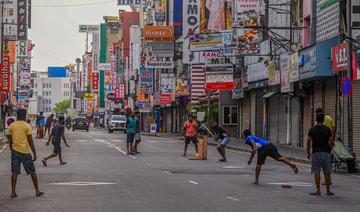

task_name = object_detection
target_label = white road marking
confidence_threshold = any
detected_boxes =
[226,196,240,202]
[94,139,105,142]
[267,182,313,187]
[111,140,123,142]
[49,182,116,186]
[351,175,360,178]
[75,140,87,142]
[223,166,245,169]
[114,146,136,159]
[0,144,8,153]
[163,171,172,174]
[147,140,160,143]
[188,181,199,185]
[146,163,152,166]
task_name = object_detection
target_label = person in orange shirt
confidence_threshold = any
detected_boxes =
[183,115,198,156]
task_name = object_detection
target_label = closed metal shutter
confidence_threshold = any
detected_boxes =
[278,96,288,144]
[313,82,323,121]
[255,90,265,137]
[352,80,360,159]
[302,97,312,148]
[324,79,337,123]
[343,96,349,147]
[268,95,279,143]
[291,97,300,147]
[241,94,251,132]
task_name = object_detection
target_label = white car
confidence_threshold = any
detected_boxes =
[108,115,127,133]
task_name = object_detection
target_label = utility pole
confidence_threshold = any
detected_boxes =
[347,0,353,151]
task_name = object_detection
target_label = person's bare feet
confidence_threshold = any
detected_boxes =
[309,191,321,196]
[10,193,17,198]
[253,181,259,185]
[291,164,299,174]
[60,162,67,166]
[326,191,335,196]
[36,191,45,197]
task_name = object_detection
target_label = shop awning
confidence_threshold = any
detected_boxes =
[263,91,278,98]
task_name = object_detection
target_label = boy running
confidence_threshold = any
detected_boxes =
[243,129,298,185]
[8,109,44,198]
[42,116,70,166]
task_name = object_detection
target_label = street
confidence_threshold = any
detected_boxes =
[0,130,359,212]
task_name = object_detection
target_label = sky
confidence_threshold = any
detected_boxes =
[29,0,130,71]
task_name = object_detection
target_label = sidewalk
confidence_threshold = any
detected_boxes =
[142,132,310,164]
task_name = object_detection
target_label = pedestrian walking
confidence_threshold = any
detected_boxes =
[44,114,54,137]
[38,114,45,138]
[133,112,141,154]
[42,116,70,166]
[36,114,40,138]
[307,112,335,196]
[183,115,198,157]
[212,121,230,162]
[7,109,44,198]
[126,112,137,155]
[243,129,298,185]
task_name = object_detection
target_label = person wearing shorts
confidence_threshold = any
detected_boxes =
[307,113,334,196]
[42,116,70,166]
[243,129,298,185]
[7,109,44,198]
[212,121,230,162]
[183,115,198,156]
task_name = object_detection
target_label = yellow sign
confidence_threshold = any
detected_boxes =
[85,93,93,100]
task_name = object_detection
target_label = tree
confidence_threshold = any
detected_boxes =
[53,99,71,114]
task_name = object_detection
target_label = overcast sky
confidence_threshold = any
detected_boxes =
[29,0,129,71]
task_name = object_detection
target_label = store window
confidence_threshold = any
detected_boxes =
[222,106,238,125]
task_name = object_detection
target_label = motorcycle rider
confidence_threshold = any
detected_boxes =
[65,116,72,130]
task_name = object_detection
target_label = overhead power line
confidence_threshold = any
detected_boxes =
[33,0,116,8]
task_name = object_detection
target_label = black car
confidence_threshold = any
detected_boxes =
[73,117,89,132]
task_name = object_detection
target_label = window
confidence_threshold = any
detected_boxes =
[43,91,45,96]
[49,84,51,88]
[49,91,51,95]
[49,100,51,104]
[353,6,360,14]
[43,99,45,104]
[43,83,45,88]
[35,83,37,88]
[222,106,238,125]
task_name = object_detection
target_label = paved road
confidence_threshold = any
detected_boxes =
[0,129,359,212]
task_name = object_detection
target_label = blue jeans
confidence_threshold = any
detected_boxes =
[217,137,230,148]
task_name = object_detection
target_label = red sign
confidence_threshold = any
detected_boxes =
[332,43,349,72]
[160,94,172,105]
[205,82,235,91]
[92,73,99,90]
[119,84,125,99]
[352,51,360,80]
[115,87,120,100]
[0,56,11,93]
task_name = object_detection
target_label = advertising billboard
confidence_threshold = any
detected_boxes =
[183,0,200,64]
[200,0,233,33]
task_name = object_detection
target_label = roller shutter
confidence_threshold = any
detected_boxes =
[268,95,279,143]
[241,94,251,133]
[324,79,337,122]
[302,96,312,148]
[352,80,360,160]
[313,82,323,122]
[255,90,265,137]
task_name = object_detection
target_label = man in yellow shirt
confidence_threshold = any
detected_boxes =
[8,109,44,198]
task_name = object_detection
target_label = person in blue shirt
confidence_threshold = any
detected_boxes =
[126,112,137,155]
[243,129,298,185]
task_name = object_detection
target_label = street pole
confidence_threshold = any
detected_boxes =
[347,0,353,151]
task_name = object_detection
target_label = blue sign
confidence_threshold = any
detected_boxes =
[173,0,183,36]
[341,77,352,97]
[48,67,67,78]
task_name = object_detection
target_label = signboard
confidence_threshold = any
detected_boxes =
[98,63,111,71]
[119,84,125,99]
[155,0,166,22]
[299,46,316,80]
[340,77,352,97]
[0,56,11,93]
[5,116,16,130]
[85,93,93,100]
[235,0,260,54]
[183,0,200,64]
[289,51,299,83]
[190,33,223,51]
[16,40,29,57]
[92,33,100,72]
[107,93,115,100]
[144,26,174,41]
[139,67,153,103]
[205,57,233,67]
[247,61,268,82]
[3,0,18,40]
[117,0,146,6]
[143,41,174,57]
[176,78,189,96]
[352,51,360,80]
[92,73,99,90]
[79,25,99,33]
[332,43,349,72]
[232,78,244,99]
[205,68,234,91]
[160,74,175,105]
[145,61,174,69]
[280,53,291,93]
[17,0,27,40]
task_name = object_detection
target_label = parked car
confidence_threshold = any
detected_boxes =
[108,115,127,133]
[73,117,89,132]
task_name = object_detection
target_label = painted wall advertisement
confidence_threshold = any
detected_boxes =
[183,0,200,64]
[235,0,260,54]
[200,0,233,33]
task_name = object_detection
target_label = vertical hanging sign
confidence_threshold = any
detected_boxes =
[17,0,27,40]
[1,56,11,93]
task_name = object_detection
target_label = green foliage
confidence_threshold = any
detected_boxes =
[53,99,71,114]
